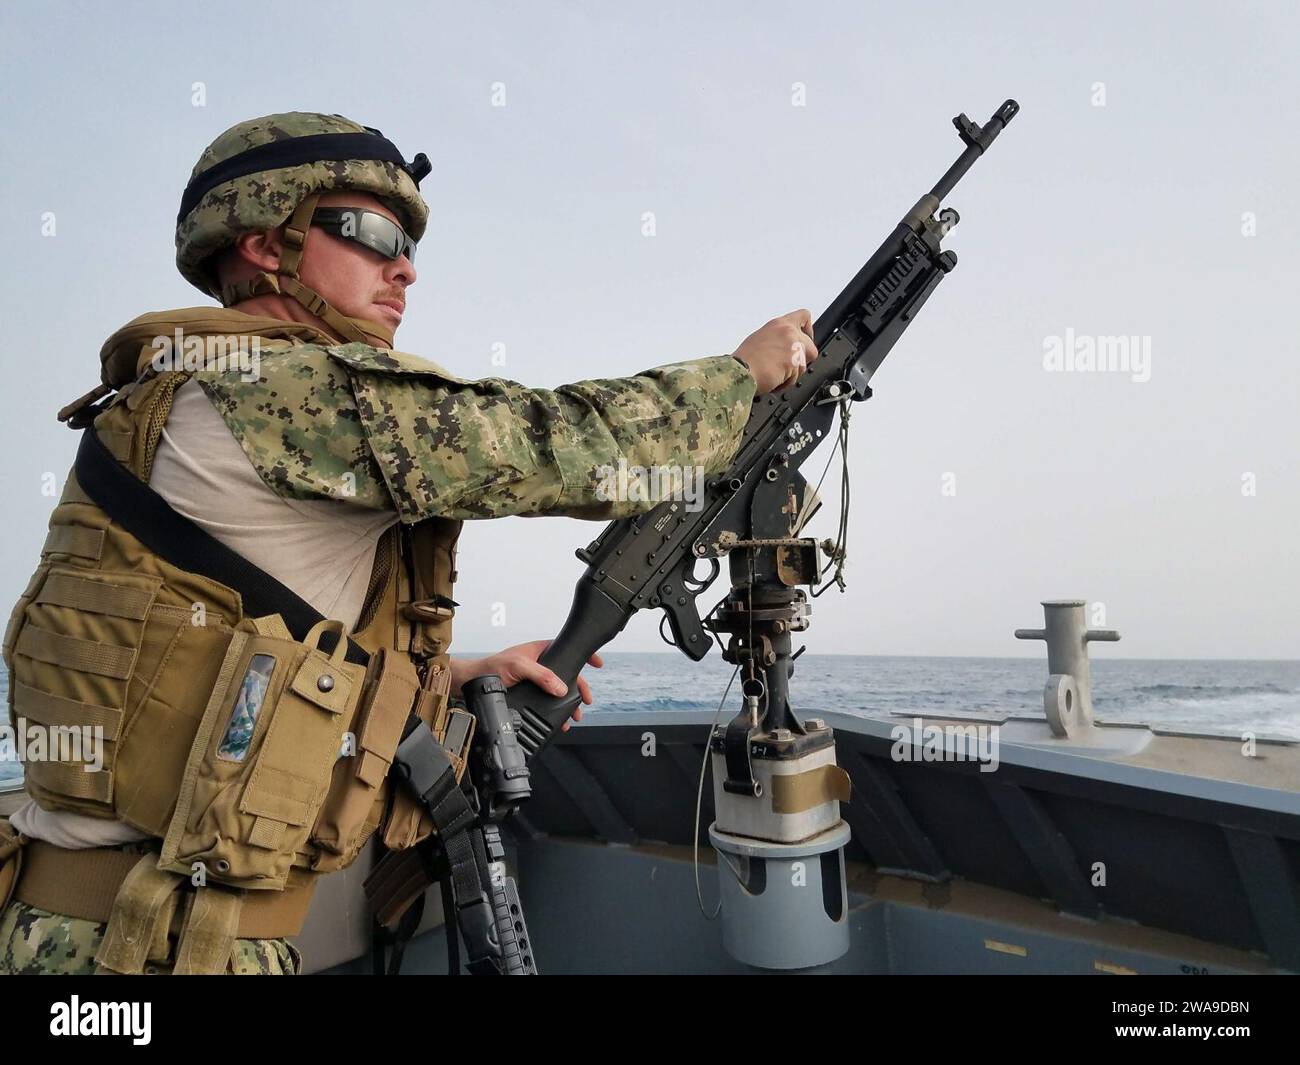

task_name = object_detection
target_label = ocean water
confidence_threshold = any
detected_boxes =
[562,653,1300,738]
[3,654,1298,787]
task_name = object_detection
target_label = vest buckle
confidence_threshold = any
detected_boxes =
[402,595,457,622]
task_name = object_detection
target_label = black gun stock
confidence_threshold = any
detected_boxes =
[508,100,1019,759]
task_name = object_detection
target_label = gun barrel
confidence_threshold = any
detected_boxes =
[931,99,1019,201]
[815,99,1017,345]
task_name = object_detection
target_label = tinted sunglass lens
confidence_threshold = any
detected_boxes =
[355,212,394,258]
[318,208,416,262]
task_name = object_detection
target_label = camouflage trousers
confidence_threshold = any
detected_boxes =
[0,900,301,975]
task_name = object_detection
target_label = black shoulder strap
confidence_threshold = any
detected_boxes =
[74,427,370,666]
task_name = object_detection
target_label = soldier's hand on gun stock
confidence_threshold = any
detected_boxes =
[731,309,819,395]
[450,641,603,731]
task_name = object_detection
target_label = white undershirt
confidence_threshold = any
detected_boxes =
[11,378,399,847]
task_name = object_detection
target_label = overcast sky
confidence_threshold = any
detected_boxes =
[1,1,1295,660]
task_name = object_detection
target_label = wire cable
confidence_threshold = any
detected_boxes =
[691,661,741,919]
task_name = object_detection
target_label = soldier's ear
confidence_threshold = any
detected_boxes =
[231,229,283,274]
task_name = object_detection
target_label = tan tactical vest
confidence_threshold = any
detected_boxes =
[2,319,461,970]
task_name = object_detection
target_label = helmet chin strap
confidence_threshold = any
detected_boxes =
[219,192,397,349]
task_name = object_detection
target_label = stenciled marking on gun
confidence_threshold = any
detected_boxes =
[785,421,814,457]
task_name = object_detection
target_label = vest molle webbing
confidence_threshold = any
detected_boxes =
[3,317,462,971]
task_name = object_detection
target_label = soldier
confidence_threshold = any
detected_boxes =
[0,112,817,974]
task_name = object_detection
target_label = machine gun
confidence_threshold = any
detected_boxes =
[371,100,1018,974]
[506,100,1019,761]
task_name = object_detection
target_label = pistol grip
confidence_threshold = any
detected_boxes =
[662,595,713,661]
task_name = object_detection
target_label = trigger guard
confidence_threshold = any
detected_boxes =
[682,556,720,592]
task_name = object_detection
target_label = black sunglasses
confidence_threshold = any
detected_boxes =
[311,206,418,263]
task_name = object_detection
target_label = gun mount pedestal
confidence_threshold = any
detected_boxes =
[704,559,851,968]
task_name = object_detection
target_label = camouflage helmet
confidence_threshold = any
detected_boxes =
[175,112,431,346]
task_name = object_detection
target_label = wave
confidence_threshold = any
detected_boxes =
[1131,683,1295,700]
[600,696,715,713]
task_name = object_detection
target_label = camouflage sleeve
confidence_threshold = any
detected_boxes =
[192,345,395,511]
[193,342,756,523]
[326,344,757,521]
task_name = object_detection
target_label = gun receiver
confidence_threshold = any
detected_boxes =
[507,100,1018,759]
